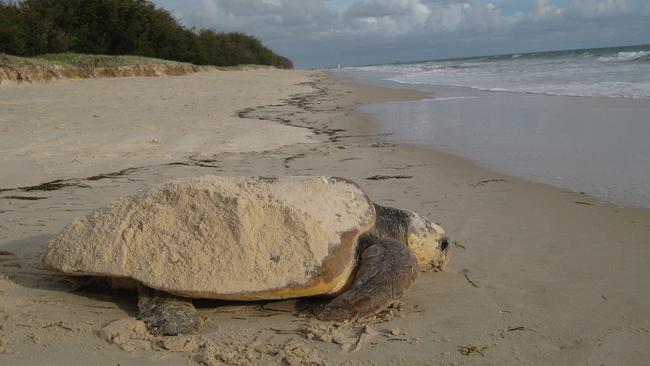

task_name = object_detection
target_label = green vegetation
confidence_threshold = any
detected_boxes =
[0,0,293,69]
[0,53,187,68]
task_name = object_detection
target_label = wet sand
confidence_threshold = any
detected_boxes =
[1,70,649,365]
[357,84,650,208]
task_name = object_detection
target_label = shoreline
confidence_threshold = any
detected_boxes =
[333,72,650,209]
[1,70,649,365]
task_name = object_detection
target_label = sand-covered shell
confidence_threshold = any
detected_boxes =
[44,176,376,300]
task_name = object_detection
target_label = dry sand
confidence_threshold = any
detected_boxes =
[1,69,649,365]
[0,69,313,188]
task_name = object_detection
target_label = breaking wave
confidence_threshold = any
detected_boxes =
[346,45,650,99]
[598,51,650,63]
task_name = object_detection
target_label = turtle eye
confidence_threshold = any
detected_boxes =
[440,237,450,252]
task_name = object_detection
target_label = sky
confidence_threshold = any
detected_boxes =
[152,0,650,68]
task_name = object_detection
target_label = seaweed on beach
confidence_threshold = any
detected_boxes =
[0,196,47,201]
[18,179,90,192]
[458,345,489,356]
[574,201,594,206]
[366,175,413,181]
[86,168,138,181]
[461,269,479,288]
[284,154,306,168]
[469,178,508,187]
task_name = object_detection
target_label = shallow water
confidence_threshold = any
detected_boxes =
[335,45,650,208]
[337,77,650,208]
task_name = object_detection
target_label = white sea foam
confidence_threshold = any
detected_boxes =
[348,46,650,99]
[598,51,650,62]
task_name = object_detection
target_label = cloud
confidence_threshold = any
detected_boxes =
[153,0,650,67]
[343,0,432,34]
[160,0,338,40]
[567,0,630,17]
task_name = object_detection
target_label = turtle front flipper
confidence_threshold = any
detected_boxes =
[137,286,203,336]
[318,238,419,321]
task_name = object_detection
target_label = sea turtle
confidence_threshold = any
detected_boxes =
[44,176,450,336]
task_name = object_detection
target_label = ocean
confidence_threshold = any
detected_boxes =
[335,44,650,208]
[348,44,650,99]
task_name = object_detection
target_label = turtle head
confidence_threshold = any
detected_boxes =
[405,211,450,271]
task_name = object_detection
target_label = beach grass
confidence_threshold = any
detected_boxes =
[0,53,187,68]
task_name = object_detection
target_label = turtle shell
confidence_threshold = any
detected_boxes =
[44,176,376,300]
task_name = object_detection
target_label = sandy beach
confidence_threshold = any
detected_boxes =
[1,70,649,365]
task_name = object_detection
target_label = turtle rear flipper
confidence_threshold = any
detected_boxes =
[318,238,419,321]
[137,286,203,336]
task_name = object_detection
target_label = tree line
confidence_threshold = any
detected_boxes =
[0,0,293,68]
